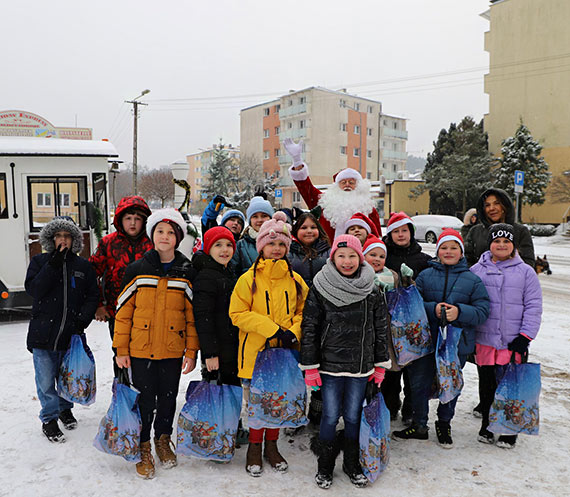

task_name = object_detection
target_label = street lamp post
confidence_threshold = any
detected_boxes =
[125,89,150,195]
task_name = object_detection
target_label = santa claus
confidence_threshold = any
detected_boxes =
[283,138,382,240]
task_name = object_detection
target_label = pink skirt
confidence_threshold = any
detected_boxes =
[475,344,523,366]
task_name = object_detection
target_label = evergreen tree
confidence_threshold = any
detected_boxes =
[411,117,493,215]
[202,141,238,199]
[494,122,551,208]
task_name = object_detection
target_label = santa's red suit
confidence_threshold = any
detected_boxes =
[289,163,382,241]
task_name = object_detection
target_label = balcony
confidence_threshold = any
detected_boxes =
[382,150,408,161]
[382,127,408,140]
[279,128,307,140]
[279,152,305,165]
[279,103,307,118]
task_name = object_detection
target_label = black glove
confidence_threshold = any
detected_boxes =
[508,334,530,354]
[49,246,69,268]
[213,195,226,205]
[275,328,298,349]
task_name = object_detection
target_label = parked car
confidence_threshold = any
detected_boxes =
[411,215,463,244]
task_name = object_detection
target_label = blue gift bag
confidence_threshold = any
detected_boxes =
[177,380,243,462]
[93,373,142,462]
[249,348,309,430]
[489,358,541,436]
[359,392,390,483]
[385,286,433,366]
[434,323,464,404]
[58,334,96,406]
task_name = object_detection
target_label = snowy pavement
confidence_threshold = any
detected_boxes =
[1,238,569,496]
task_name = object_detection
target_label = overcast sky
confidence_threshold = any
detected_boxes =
[2,0,491,168]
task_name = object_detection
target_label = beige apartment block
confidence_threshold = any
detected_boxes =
[482,0,570,224]
[240,87,408,210]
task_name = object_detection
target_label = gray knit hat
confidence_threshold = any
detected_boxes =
[39,216,83,254]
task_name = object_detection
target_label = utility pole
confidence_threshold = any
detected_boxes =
[125,89,150,194]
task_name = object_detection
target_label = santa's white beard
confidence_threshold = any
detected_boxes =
[318,180,376,236]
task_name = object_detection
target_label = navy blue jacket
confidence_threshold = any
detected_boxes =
[415,257,490,356]
[288,239,330,288]
[25,252,98,352]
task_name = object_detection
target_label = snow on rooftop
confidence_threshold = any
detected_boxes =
[0,137,118,157]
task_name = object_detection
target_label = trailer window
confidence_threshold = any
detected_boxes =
[0,173,8,219]
[28,177,88,231]
[92,172,109,231]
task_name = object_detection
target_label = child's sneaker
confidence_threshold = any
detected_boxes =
[392,424,429,440]
[435,420,453,449]
[59,409,77,430]
[154,434,177,469]
[136,441,156,479]
[42,419,66,443]
[496,435,517,449]
[477,428,494,445]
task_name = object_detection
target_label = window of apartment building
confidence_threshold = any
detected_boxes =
[382,162,387,169]
[288,99,293,107]
[383,119,387,126]
[393,122,398,130]
[382,141,387,147]
[354,148,360,157]
[340,99,346,107]
[367,105,373,113]
[275,104,281,113]
[367,150,372,158]
[274,148,281,157]
[300,96,306,104]
[392,143,398,151]
[367,128,373,136]
[340,123,347,132]
[292,191,301,203]
[288,122,293,129]
[340,146,347,155]
[302,142,306,152]
[354,125,360,134]
[275,170,280,178]
[275,126,280,135]
[263,129,270,138]
[299,119,306,129]
[37,192,52,207]
[354,103,360,111]
[367,172,372,179]
[264,150,270,160]
[393,164,397,172]
[264,108,270,116]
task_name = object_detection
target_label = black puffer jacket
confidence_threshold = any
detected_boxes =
[288,238,330,288]
[192,251,239,375]
[25,252,98,352]
[383,234,431,279]
[464,188,535,268]
[301,286,389,375]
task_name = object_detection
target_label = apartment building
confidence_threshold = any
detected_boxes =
[240,87,408,208]
[482,0,570,223]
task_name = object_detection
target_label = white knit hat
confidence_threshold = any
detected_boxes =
[146,208,187,248]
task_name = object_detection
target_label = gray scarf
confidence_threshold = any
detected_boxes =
[313,259,375,307]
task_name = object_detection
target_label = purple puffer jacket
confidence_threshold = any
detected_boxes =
[470,251,542,350]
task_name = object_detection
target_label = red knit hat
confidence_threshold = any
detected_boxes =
[386,211,414,234]
[330,234,364,264]
[345,212,379,238]
[436,228,464,254]
[363,235,387,256]
[203,226,236,255]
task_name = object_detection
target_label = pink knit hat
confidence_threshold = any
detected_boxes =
[256,211,292,254]
[330,234,364,263]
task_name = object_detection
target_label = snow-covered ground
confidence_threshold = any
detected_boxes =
[1,236,569,497]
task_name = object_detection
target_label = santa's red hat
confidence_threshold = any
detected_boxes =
[345,213,379,238]
[363,235,387,256]
[386,211,414,234]
[436,228,464,254]
[333,168,362,184]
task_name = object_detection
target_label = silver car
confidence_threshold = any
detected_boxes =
[411,214,463,244]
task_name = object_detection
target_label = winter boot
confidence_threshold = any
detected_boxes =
[472,403,483,419]
[496,435,517,449]
[42,419,66,443]
[59,409,77,430]
[313,438,340,489]
[392,424,429,441]
[435,420,453,449]
[154,434,177,469]
[308,391,323,426]
[264,439,288,472]
[136,440,156,479]
[342,438,368,487]
[245,442,263,477]
[477,427,495,445]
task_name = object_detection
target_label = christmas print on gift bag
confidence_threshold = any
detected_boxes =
[93,371,142,462]
[489,356,541,436]
[249,348,309,430]
[359,392,390,483]
[57,334,96,406]
[177,380,242,462]
[385,286,433,366]
[434,321,464,404]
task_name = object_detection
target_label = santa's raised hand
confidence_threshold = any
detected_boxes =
[283,138,303,167]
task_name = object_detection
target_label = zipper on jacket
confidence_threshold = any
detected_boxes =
[241,334,248,369]
[321,323,331,347]
[285,291,290,314]
[54,260,68,351]
[360,299,367,372]
[265,291,270,314]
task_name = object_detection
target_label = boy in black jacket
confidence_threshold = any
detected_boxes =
[25,217,98,443]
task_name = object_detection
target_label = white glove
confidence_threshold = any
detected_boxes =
[283,138,303,166]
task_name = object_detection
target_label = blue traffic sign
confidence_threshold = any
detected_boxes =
[274,189,283,198]
[514,170,524,193]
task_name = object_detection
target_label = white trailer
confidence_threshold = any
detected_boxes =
[0,137,118,310]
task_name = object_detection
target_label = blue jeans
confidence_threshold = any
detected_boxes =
[32,349,73,423]
[319,374,368,442]
[437,354,468,423]
[406,353,436,428]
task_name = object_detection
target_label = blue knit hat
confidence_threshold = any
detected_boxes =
[246,196,274,223]
[220,209,246,228]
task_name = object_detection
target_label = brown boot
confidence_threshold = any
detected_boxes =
[245,442,263,477]
[136,440,156,479]
[264,439,288,472]
[154,434,177,469]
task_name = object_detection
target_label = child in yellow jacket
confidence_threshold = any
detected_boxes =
[230,211,309,477]
[113,208,199,479]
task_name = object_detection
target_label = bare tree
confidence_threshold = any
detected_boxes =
[550,172,570,203]
[139,166,175,207]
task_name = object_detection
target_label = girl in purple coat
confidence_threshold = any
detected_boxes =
[470,223,542,449]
